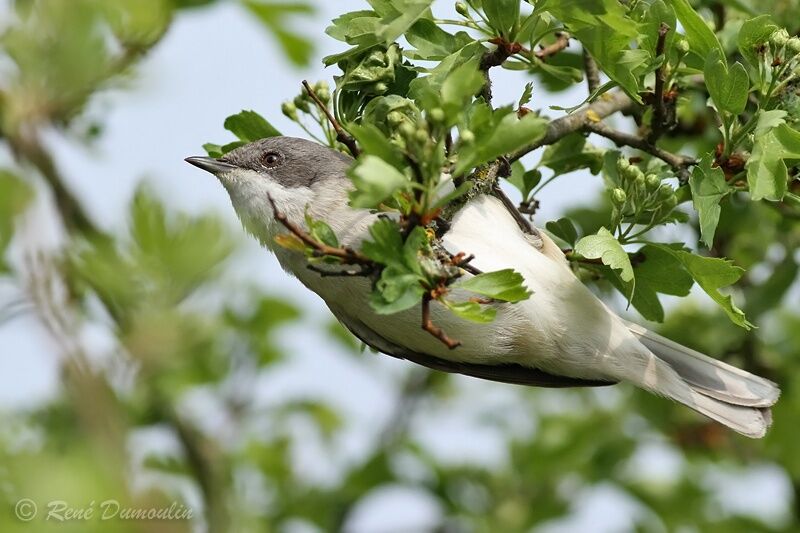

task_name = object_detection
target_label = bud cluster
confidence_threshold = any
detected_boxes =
[612,158,677,231]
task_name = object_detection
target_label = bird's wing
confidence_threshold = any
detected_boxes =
[329,305,617,388]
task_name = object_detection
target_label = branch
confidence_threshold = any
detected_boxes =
[479,43,515,103]
[648,23,671,144]
[302,80,360,158]
[535,31,570,60]
[583,120,696,179]
[582,48,601,93]
[492,183,537,235]
[422,293,461,349]
[8,133,101,237]
[510,90,635,163]
[267,194,373,265]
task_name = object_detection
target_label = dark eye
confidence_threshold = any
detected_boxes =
[262,151,282,167]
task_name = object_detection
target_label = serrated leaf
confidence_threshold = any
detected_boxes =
[348,155,410,208]
[202,143,223,158]
[704,50,749,115]
[651,244,752,329]
[518,82,533,108]
[747,122,800,201]
[443,300,497,323]
[575,227,634,285]
[455,110,548,175]
[304,209,339,248]
[483,0,520,39]
[667,0,724,62]
[545,218,579,248]
[224,110,281,142]
[538,133,604,177]
[441,59,485,124]
[457,269,531,303]
[405,18,472,59]
[689,155,729,248]
[737,15,778,71]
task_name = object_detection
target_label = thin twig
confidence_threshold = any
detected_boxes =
[422,293,461,349]
[582,48,601,93]
[535,31,570,60]
[267,195,373,265]
[510,90,635,163]
[492,184,538,236]
[479,44,515,103]
[448,251,483,276]
[648,23,671,143]
[306,264,373,277]
[583,120,696,179]
[301,80,360,158]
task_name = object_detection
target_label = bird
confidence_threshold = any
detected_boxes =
[186,136,780,438]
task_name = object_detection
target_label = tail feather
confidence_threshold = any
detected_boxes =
[612,338,775,438]
[624,320,780,408]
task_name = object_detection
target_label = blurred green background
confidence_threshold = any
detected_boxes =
[0,0,799,531]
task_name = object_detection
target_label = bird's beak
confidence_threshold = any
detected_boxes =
[184,156,237,175]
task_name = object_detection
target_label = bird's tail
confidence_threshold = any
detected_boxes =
[618,320,779,438]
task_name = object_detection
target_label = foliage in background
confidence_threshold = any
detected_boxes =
[1,0,800,532]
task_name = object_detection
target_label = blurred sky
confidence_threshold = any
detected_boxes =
[0,1,790,531]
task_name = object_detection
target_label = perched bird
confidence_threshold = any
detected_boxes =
[187,136,780,438]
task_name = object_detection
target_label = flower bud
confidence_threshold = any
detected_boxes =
[611,188,627,205]
[293,95,310,113]
[617,157,631,173]
[415,128,429,144]
[625,165,642,182]
[399,122,416,139]
[388,111,405,127]
[429,107,445,123]
[788,37,800,55]
[316,88,331,104]
[645,174,660,191]
[282,102,298,120]
[373,82,389,94]
[460,129,475,144]
[662,195,677,209]
[634,174,646,193]
[657,184,674,199]
[771,29,790,48]
[455,2,469,17]
[314,80,328,93]
[675,37,690,55]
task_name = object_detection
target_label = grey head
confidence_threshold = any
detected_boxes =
[185,136,355,246]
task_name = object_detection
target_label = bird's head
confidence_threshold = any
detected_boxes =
[186,136,353,246]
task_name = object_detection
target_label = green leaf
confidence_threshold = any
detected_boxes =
[689,155,729,248]
[348,123,406,169]
[455,108,548,175]
[538,0,644,101]
[651,244,752,329]
[483,0,520,39]
[626,244,693,322]
[440,59,485,124]
[244,1,315,66]
[538,133,604,177]
[224,110,281,142]
[747,121,800,201]
[704,50,749,115]
[545,218,579,248]
[304,209,339,248]
[443,300,497,323]
[0,170,33,271]
[405,18,472,60]
[507,163,541,200]
[457,269,532,303]
[575,227,634,285]
[667,0,724,62]
[518,82,533,108]
[202,143,223,158]
[348,155,410,208]
[737,15,778,70]
[362,218,405,265]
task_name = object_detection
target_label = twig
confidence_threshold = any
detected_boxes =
[267,195,373,265]
[510,90,635,162]
[535,32,570,60]
[301,80,360,158]
[8,133,101,237]
[582,48,601,93]
[448,251,483,276]
[583,120,696,179]
[479,44,515,103]
[422,293,461,349]
[648,23,671,143]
